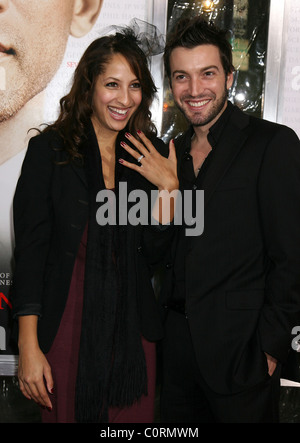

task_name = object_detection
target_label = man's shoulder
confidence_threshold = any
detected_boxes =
[231,104,298,140]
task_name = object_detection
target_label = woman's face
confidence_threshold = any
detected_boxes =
[91,53,142,135]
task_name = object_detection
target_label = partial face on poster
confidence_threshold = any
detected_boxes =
[0,0,103,123]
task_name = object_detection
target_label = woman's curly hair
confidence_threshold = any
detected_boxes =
[43,28,157,163]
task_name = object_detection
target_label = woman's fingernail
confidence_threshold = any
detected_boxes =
[118,159,124,164]
[137,130,142,134]
[120,141,126,148]
[125,132,131,138]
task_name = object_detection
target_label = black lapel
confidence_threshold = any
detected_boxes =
[70,120,98,189]
[201,107,250,207]
[71,162,88,188]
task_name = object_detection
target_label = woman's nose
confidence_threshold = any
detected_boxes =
[117,88,132,106]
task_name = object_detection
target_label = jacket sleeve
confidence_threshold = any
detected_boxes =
[141,137,176,268]
[258,125,300,363]
[11,133,55,318]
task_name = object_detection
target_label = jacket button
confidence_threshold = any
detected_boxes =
[71,223,81,230]
[78,199,88,205]
[137,246,142,253]
[166,263,172,269]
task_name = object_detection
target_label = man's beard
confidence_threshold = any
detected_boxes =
[174,84,228,127]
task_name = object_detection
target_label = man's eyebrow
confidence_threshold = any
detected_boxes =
[172,70,188,77]
[201,65,220,72]
[172,65,220,77]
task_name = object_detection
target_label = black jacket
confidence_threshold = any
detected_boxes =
[12,124,170,353]
[161,103,300,394]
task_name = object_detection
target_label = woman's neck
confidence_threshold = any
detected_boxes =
[91,117,117,189]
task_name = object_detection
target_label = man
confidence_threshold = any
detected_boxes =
[160,17,300,423]
[0,0,102,262]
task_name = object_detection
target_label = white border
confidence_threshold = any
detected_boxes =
[263,0,285,122]
[150,0,168,136]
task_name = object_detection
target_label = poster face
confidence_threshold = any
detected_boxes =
[0,0,153,374]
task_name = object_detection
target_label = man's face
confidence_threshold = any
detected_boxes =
[169,44,233,130]
[0,0,76,123]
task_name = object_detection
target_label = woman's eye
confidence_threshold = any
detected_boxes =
[106,82,118,87]
[131,82,141,89]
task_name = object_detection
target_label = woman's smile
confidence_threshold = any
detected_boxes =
[108,105,131,120]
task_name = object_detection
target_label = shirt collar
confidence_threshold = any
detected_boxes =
[207,100,234,149]
[182,100,234,156]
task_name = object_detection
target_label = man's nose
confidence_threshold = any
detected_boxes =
[189,78,205,97]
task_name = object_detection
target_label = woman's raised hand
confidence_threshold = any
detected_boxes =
[119,131,179,192]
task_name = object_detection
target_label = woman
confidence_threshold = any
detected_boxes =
[12,28,178,423]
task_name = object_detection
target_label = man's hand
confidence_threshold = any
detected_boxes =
[265,352,277,377]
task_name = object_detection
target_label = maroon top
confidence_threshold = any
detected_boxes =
[41,224,156,423]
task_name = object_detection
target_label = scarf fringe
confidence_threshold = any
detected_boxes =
[75,362,147,423]
[109,361,148,407]
[75,385,106,423]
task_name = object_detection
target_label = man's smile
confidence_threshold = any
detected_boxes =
[186,99,211,109]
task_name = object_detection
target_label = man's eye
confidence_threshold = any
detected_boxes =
[175,74,186,81]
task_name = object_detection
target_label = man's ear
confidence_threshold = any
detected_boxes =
[226,70,234,91]
[70,0,103,38]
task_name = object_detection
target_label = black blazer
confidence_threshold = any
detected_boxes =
[12,124,169,353]
[161,103,300,394]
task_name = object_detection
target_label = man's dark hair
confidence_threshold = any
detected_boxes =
[164,17,235,82]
